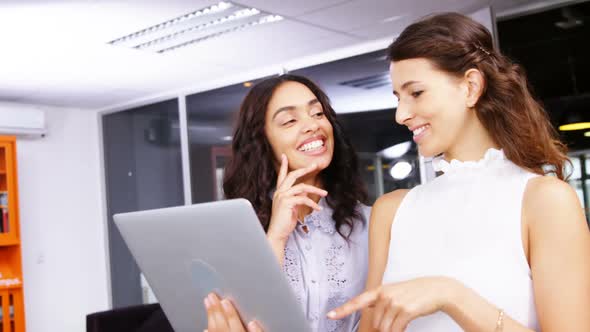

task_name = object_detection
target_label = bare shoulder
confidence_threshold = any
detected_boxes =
[374,189,410,208]
[523,175,586,233]
[524,176,582,216]
[523,178,590,331]
[370,189,411,229]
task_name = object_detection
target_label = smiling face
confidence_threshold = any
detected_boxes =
[264,81,334,172]
[391,58,475,158]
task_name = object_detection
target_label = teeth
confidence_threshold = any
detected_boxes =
[413,125,429,137]
[299,140,324,152]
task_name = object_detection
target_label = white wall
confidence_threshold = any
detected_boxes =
[13,104,109,332]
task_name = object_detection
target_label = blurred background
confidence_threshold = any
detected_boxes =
[1,1,588,331]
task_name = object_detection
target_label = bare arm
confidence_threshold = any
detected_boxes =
[526,176,590,331]
[443,176,590,331]
[333,176,590,331]
[358,189,409,332]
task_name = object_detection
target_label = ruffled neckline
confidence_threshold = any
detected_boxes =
[432,148,506,174]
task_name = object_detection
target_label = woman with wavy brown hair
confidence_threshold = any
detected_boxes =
[329,12,590,332]
[203,74,370,332]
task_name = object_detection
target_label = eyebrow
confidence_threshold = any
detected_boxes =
[392,80,420,96]
[272,98,320,120]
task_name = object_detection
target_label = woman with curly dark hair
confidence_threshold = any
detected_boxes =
[203,74,370,332]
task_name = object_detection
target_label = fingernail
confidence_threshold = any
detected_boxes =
[204,297,210,309]
[221,299,231,311]
[208,293,216,303]
[327,311,336,319]
[248,321,258,330]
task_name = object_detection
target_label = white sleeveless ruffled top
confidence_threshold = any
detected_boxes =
[382,148,540,331]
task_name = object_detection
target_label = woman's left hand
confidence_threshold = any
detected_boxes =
[327,277,459,332]
[204,293,264,332]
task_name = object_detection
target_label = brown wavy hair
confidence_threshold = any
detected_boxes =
[223,75,368,238]
[388,12,568,179]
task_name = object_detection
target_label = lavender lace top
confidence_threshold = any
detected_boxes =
[282,197,370,332]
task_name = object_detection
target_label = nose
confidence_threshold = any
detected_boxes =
[301,115,320,133]
[395,100,414,125]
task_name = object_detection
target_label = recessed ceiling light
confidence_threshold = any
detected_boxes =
[134,8,262,50]
[379,141,411,159]
[108,2,283,54]
[382,14,404,23]
[108,2,234,45]
[156,15,283,54]
[390,161,412,180]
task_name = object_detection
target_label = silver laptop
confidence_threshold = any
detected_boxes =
[114,198,311,332]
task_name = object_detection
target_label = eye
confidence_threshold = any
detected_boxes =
[411,90,424,98]
[313,111,324,118]
[281,119,296,126]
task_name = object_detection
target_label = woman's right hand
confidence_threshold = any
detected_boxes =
[266,154,328,244]
[204,293,264,332]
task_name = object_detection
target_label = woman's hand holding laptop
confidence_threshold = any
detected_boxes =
[204,292,264,332]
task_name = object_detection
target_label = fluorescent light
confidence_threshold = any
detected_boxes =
[382,15,405,23]
[108,1,234,45]
[379,141,411,159]
[108,2,283,54]
[222,135,233,141]
[157,15,283,54]
[559,122,590,131]
[134,8,262,50]
[584,131,590,137]
[390,161,412,180]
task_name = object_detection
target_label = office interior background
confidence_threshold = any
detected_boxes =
[0,0,588,331]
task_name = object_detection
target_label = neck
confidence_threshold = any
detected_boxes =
[444,116,499,162]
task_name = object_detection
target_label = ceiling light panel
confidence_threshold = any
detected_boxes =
[107,1,283,54]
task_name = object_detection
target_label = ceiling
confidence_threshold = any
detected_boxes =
[0,0,576,111]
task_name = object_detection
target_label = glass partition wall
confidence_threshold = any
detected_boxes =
[102,99,184,307]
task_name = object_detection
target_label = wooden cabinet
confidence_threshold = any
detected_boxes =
[0,136,25,332]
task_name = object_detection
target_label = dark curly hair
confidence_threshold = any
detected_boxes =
[223,74,368,238]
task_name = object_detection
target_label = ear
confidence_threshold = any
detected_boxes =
[464,68,485,108]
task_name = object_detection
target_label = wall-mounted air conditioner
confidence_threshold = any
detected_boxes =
[0,103,47,138]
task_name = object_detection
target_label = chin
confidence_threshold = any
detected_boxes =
[417,144,442,158]
[315,157,331,170]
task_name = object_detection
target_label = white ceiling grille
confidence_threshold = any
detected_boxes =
[107,1,283,54]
